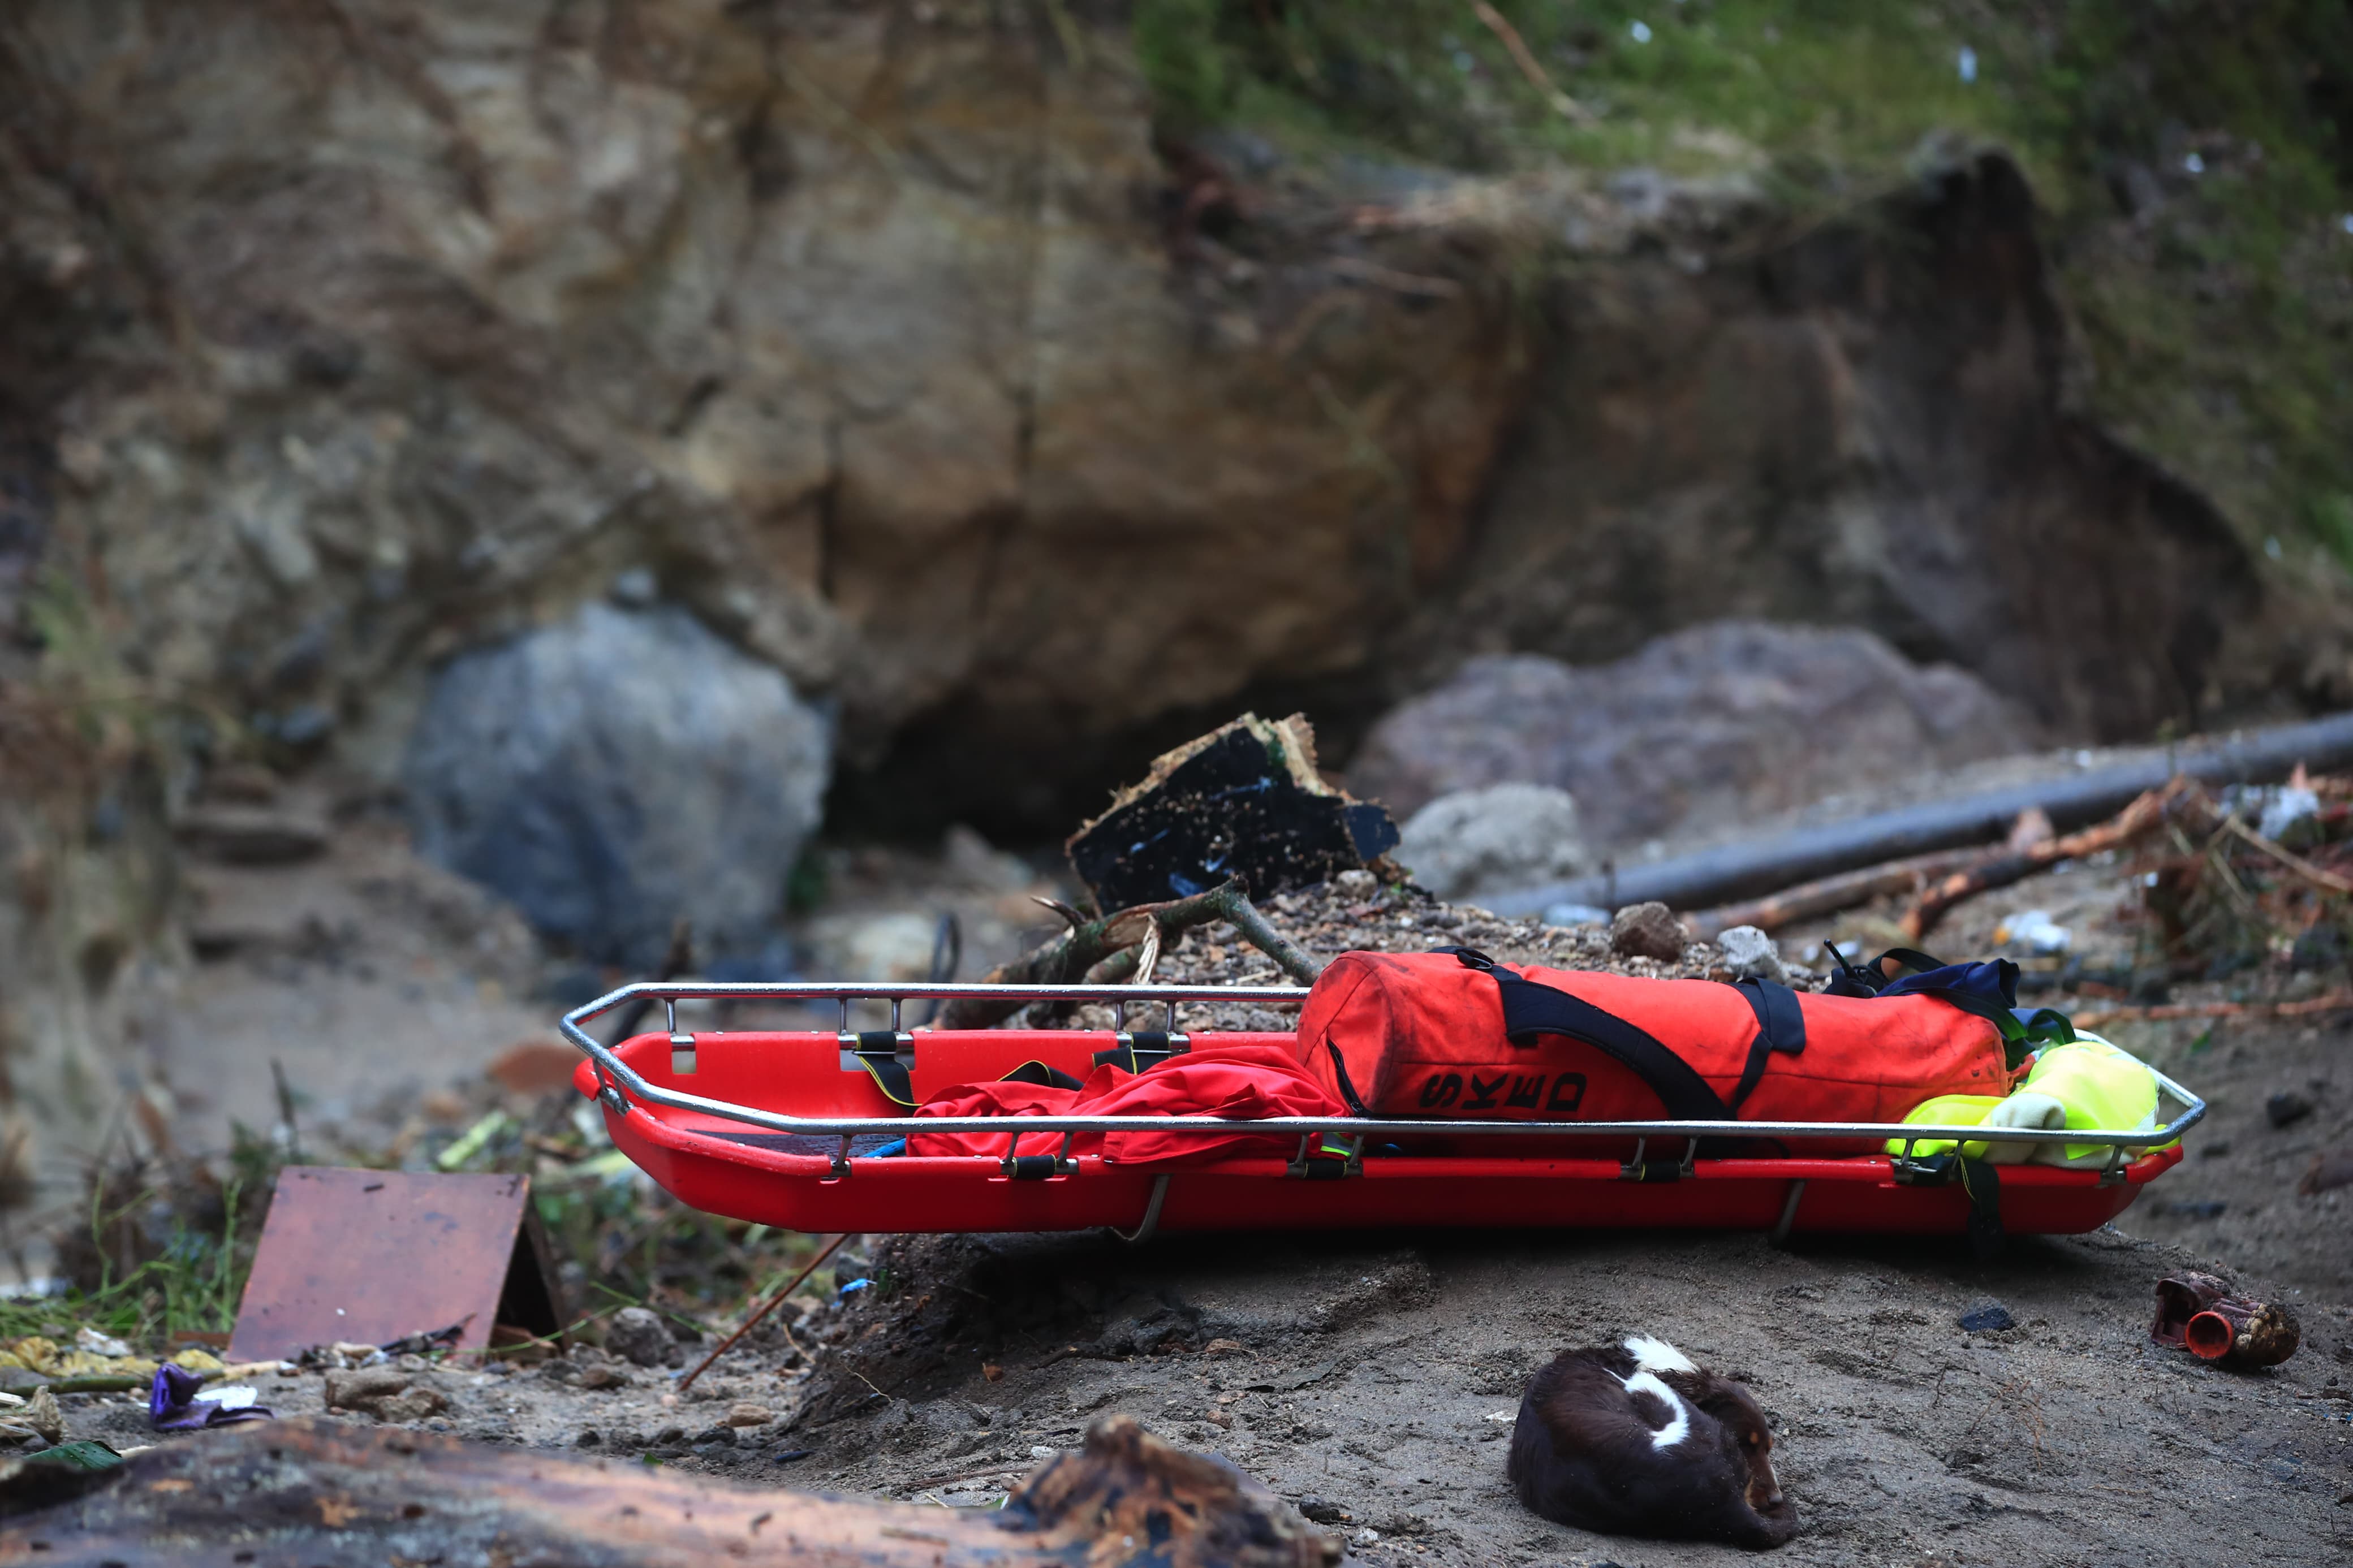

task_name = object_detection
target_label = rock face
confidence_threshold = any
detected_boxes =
[1393,783,1587,902]
[404,602,829,966]
[0,6,2285,839]
[1350,621,2033,849]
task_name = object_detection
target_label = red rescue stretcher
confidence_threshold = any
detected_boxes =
[562,980,2201,1242]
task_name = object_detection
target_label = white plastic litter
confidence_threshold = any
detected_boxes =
[193,1384,259,1410]
[1994,909,2071,956]
[2259,786,2320,843]
[74,1327,134,1359]
[1956,46,1978,83]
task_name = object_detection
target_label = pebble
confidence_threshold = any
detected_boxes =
[605,1307,675,1368]
[1609,901,1688,962]
[2267,1091,2316,1129]
[1958,1302,2015,1333]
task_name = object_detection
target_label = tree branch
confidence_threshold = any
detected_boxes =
[937,880,1322,1030]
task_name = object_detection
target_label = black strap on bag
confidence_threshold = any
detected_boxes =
[1001,1060,1085,1091]
[1446,949,1734,1122]
[1728,978,1808,1111]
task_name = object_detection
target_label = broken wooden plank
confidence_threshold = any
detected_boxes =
[0,1415,1338,1567]
[1066,713,1397,913]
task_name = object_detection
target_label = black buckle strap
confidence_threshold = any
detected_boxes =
[1891,1150,2005,1259]
[841,1029,916,1108]
[1728,978,1807,1111]
[1092,1031,1192,1074]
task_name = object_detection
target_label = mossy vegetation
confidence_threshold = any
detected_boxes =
[1132,0,2353,582]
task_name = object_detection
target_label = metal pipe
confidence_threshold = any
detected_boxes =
[1479,709,2353,918]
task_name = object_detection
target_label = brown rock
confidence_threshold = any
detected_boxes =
[485,1042,587,1098]
[323,1367,411,1414]
[725,1402,774,1428]
[1610,902,1688,962]
[2298,1146,2353,1196]
[578,1364,628,1390]
[376,1386,450,1423]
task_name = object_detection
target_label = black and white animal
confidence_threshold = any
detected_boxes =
[1507,1335,1798,1549]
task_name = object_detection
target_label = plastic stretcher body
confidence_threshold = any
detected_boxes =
[571,1022,2186,1239]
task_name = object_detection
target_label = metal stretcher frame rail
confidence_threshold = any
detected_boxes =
[557,979,2209,1173]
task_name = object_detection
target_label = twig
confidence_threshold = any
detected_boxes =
[2072,991,2353,1030]
[1468,1,1589,121]
[900,1461,1033,1492]
[939,880,1321,1030]
[2221,816,2353,895]
[679,1233,848,1392]
[1899,781,2195,941]
[1687,845,1987,939]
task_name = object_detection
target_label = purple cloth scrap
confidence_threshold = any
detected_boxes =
[149,1363,273,1431]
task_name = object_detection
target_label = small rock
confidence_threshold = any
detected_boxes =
[2268,1091,2316,1129]
[1201,1338,1245,1356]
[981,1362,1003,1383]
[1348,1527,1381,1549]
[1334,869,1377,895]
[578,1363,627,1390]
[691,1425,736,1447]
[1295,1496,1348,1524]
[725,1402,774,1428]
[605,1307,674,1368]
[376,1387,449,1423]
[1958,1302,2015,1333]
[576,1429,601,1448]
[653,1424,688,1447]
[2200,1140,2233,1159]
[1610,901,1688,962]
[1715,925,1786,983]
[2298,1146,2353,1196]
[1029,1444,1057,1461]
[322,1367,412,1413]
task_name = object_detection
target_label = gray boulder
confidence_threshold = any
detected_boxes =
[404,602,831,966]
[1394,784,1588,902]
[1349,621,2035,850]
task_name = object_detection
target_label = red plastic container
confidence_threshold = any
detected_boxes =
[575,1028,2181,1238]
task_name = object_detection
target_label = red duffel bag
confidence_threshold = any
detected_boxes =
[1295,947,2023,1155]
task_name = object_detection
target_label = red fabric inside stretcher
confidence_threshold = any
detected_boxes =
[908,1043,1346,1165]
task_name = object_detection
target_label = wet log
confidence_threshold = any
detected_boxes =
[1479,710,2353,918]
[0,1414,1338,1568]
[1684,846,1986,940]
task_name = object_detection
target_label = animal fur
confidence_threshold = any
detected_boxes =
[1508,1337,1798,1549]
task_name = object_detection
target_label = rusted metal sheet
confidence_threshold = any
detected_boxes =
[226,1167,564,1364]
